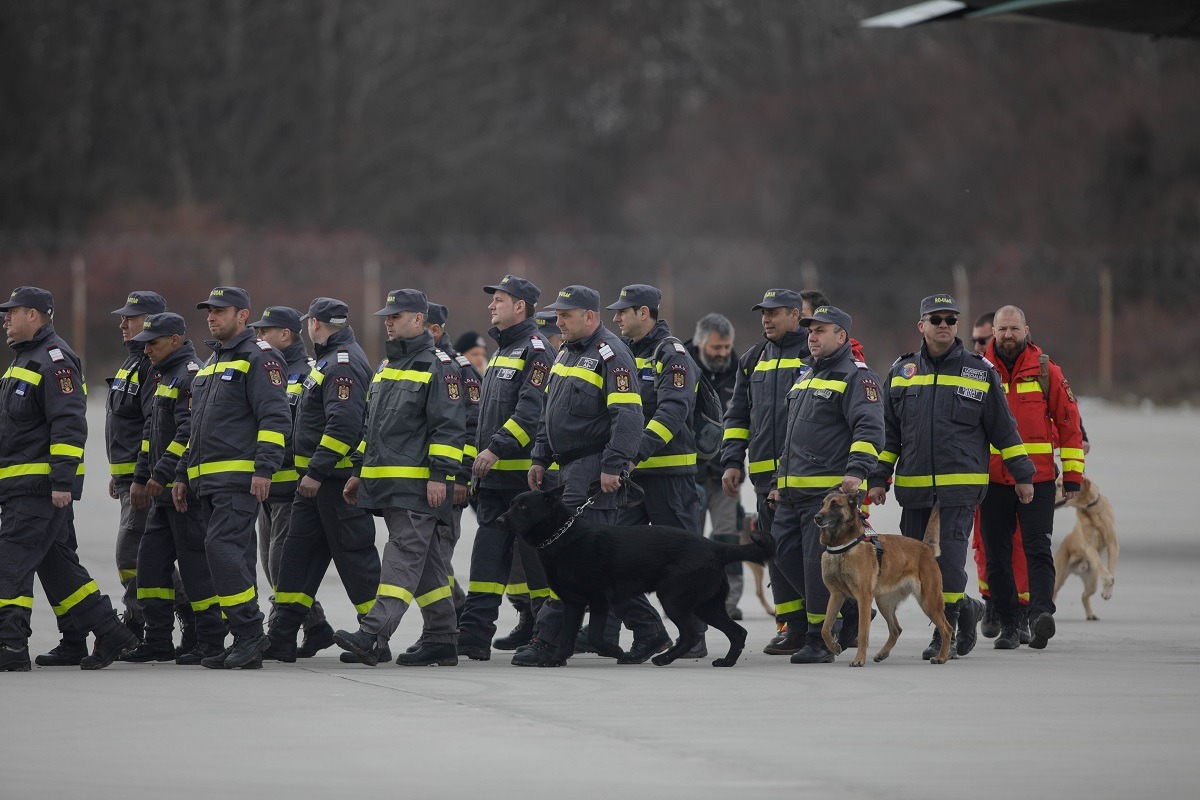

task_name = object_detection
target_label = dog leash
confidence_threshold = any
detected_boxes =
[538,472,642,550]
[537,488,603,550]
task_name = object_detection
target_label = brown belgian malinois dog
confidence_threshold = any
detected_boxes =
[815,490,953,666]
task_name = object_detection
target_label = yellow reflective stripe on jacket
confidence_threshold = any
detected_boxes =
[1062,460,1085,473]
[378,583,415,604]
[50,443,85,459]
[891,373,990,393]
[464,444,478,459]
[415,585,453,607]
[490,355,526,370]
[638,453,697,469]
[271,470,299,483]
[0,462,52,480]
[196,360,251,378]
[646,419,673,444]
[0,596,34,609]
[1060,447,1085,460]
[167,441,187,457]
[187,460,256,480]
[849,441,878,457]
[257,430,285,447]
[550,363,604,388]
[748,459,777,475]
[878,450,898,465]
[990,442,1048,456]
[1006,380,1042,394]
[360,465,431,480]
[308,366,326,386]
[109,462,137,476]
[118,568,138,581]
[502,418,531,447]
[3,366,43,385]
[753,358,805,373]
[1000,444,1029,460]
[286,383,303,396]
[469,581,507,595]
[492,458,533,471]
[529,586,557,600]
[294,454,354,469]
[275,591,315,608]
[319,435,353,456]
[52,580,99,616]
[140,440,151,453]
[778,475,842,489]
[373,368,432,385]
[137,587,176,601]
[634,357,664,374]
[723,427,750,441]
[155,385,180,399]
[894,473,988,488]
[792,377,848,393]
[428,444,463,462]
[607,392,642,406]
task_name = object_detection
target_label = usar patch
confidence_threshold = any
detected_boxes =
[611,366,631,393]
[862,378,880,403]
[54,368,76,395]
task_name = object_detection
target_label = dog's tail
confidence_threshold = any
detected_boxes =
[717,529,776,566]
[924,506,941,558]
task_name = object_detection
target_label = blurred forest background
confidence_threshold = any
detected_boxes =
[2,1,1198,400]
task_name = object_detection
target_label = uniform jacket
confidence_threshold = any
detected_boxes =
[531,323,642,476]
[177,327,292,497]
[105,340,155,491]
[685,338,739,481]
[435,332,482,485]
[476,318,556,491]
[628,320,697,476]
[267,339,312,497]
[294,327,371,483]
[0,324,87,501]
[354,330,466,523]
[869,338,1035,508]
[133,341,201,505]
[984,340,1085,490]
[720,328,810,494]
[777,341,885,503]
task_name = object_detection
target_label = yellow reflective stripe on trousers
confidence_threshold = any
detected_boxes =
[50,443,85,459]
[646,419,673,444]
[748,459,777,475]
[188,460,256,480]
[754,358,804,373]
[849,441,878,457]
[776,598,804,615]
[502,418,531,447]
[257,430,285,447]
[550,363,603,388]
[777,474,842,489]
[361,466,431,479]
[109,461,137,476]
[0,596,35,609]
[638,453,697,469]
[943,591,965,604]
[894,473,988,487]
[319,435,354,456]
[52,580,99,616]
[607,392,641,406]
[276,591,315,608]
[807,611,827,624]
[469,581,507,595]
[3,366,43,385]
[118,569,138,581]
[137,587,176,601]
[723,427,750,441]
[378,584,415,604]
[506,583,530,595]
[354,598,376,614]
[490,355,526,370]
[0,462,51,481]
[219,587,257,606]
[190,595,220,612]
[415,585,453,607]
[295,454,353,469]
[530,586,557,600]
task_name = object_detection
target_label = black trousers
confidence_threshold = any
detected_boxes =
[199,492,264,637]
[979,481,1057,621]
[900,504,976,603]
[771,497,831,630]
[757,494,803,625]
[137,502,227,646]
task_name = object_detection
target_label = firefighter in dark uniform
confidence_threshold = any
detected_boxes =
[519,284,670,667]
[0,286,138,671]
[334,289,466,667]
[720,288,826,654]
[454,275,556,661]
[266,298,383,662]
[121,313,229,664]
[868,294,1036,659]
[248,305,334,656]
[172,286,292,669]
[768,306,885,663]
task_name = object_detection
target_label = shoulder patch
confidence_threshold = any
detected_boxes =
[433,348,452,364]
[332,375,354,401]
[669,362,687,389]
[960,366,989,382]
[673,341,687,355]
[262,360,285,387]
[1061,379,1077,403]
[862,378,880,403]
[598,342,616,362]
[444,371,461,400]
[256,340,273,351]
[981,356,994,368]
[455,354,472,368]
[187,362,200,372]
[901,362,918,379]
[529,362,549,388]
[611,365,631,392]
[530,336,546,351]
[337,351,350,364]
[854,360,869,370]
[53,367,77,394]
[48,347,66,363]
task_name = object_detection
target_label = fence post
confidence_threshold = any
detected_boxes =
[362,258,381,366]
[1099,267,1113,395]
[953,263,970,328]
[72,255,87,367]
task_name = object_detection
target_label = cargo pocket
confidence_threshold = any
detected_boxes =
[336,502,377,550]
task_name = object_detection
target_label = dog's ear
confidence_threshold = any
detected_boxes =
[546,483,567,500]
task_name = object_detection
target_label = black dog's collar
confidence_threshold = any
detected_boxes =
[826,535,865,555]
[539,515,577,549]
[1084,496,1101,509]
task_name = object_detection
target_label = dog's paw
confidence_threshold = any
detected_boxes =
[828,642,842,656]
[929,656,946,664]
[1087,613,1099,621]
[873,652,888,663]
[650,653,673,667]
[711,658,735,668]
[1102,580,1114,600]
[849,659,865,667]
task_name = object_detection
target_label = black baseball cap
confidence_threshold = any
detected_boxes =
[606,284,662,311]
[919,294,960,317]
[196,286,251,310]
[801,305,853,334]
[483,274,541,306]
[0,286,54,314]
[248,306,303,333]
[544,285,600,312]
[300,297,350,324]
[374,288,428,316]
[535,311,561,336]
[112,291,167,317]
[132,312,187,342]
[426,303,449,326]
[752,289,803,311]
[455,331,487,354]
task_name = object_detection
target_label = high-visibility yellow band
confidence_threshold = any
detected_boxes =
[295,454,354,469]
[492,459,533,471]
[378,584,415,604]
[490,355,526,370]
[196,360,251,377]
[550,363,603,388]
[943,591,965,604]
[271,470,300,483]
[978,579,990,591]
[52,580,99,616]
[849,441,878,457]
[748,459,777,475]
[257,430,285,447]
[187,460,256,480]
[506,583,530,595]
[607,393,642,406]
[894,473,988,488]
[999,444,1028,460]
[118,569,138,581]
[361,466,431,480]
[415,585,453,607]
[373,368,432,384]
[354,598,376,615]
[878,450,898,465]
[723,427,750,441]
[754,358,805,373]
[109,462,137,476]
[320,435,353,456]
[276,592,315,608]
[155,385,180,399]
[469,581,507,595]
[428,444,463,462]
[776,598,805,615]
[0,596,35,609]
[778,474,842,489]
[1015,381,1042,394]
[137,587,176,601]
[167,441,187,457]
[1060,448,1085,460]
[219,587,257,606]
[792,378,848,393]
[638,453,697,469]
[287,383,303,396]
[807,612,827,624]
[0,462,51,481]
[1062,461,1085,474]
[892,374,990,393]
[635,357,665,374]
[997,442,1053,455]
[463,444,478,459]
[646,419,673,443]
[191,595,220,612]
[308,367,326,386]
[4,366,43,385]
[530,587,557,600]
[502,419,531,447]
[50,443,84,459]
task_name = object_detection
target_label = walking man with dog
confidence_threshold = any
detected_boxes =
[769,305,885,663]
[868,294,1035,660]
[978,305,1085,650]
[522,284,671,667]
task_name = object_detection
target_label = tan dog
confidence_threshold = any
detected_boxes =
[816,490,953,666]
[1053,476,1117,620]
[741,514,775,617]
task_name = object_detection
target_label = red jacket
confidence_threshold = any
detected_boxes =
[985,340,1085,489]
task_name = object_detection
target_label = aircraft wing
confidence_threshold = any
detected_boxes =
[862,0,1200,39]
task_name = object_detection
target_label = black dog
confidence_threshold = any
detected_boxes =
[497,485,775,667]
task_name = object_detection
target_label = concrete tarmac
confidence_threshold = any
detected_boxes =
[2,398,1196,800]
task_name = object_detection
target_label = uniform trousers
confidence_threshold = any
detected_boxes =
[136,501,226,645]
[199,491,264,637]
[979,481,1057,621]
[260,496,326,630]
[900,503,976,603]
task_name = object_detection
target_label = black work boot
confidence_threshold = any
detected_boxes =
[120,639,176,663]
[790,630,836,664]
[175,606,198,657]
[1018,607,1032,644]
[297,621,335,658]
[955,596,984,656]
[836,608,878,652]
[120,611,144,644]
[1028,612,1055,650]
[980,597,1000,639]
[334,629,383,667]
[81,626,139,670]
[494,602,535,651]
[176,640,225,666]
[920,628,959,661]
[510,638,562,667]
[618,630,671,664]
[763,623,805,655]
[212,633,269,669]
[456,632,492,661]
[994,619,1021,649]
[264,629,298,662]
[396,642,459,666]
[340,643,391,664]
[34,638,88,667]
[0,644,31,672]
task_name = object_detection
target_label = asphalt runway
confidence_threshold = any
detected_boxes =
[2,398,1196,800]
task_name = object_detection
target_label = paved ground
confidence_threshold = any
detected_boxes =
[2,398,1196,800]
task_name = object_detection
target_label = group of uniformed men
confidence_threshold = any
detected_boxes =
[0,276,1084,672]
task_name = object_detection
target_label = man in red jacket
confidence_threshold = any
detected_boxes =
[980,306,1085,651]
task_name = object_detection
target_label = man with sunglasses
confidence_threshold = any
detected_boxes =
[868,294,1035,661]
[971,312,995,357]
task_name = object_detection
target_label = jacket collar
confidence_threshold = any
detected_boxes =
[11,323,57,354]
[315,326,357,357]
[280,339,310,366]
[985,339,1041,379]
[124,339,147,358]
[809,340,852,372]
[206,327,256,355]
[629,320,672,355]
[491,317,538,348]
[154,341,199,374]
[566,322,607,353]
[385,329,434,361]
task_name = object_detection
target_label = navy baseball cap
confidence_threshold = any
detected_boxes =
[606,284,662,311]
[544,285,600,312]
[426,303,449,326]
[196,286,251,310]
[752,289,803,311]
[0,286,54,314]
[484,274,541,306]
[801,305,853,334]
[919,294,960,317]
[112,291,167,317]
[374,289,429,316]
[535,311,561,337]
[132,312,187,342]
[300,297,350,324]
[248,306,303,333]
[455,331,487,353]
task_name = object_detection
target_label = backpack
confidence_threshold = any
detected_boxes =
[652,337,725,463]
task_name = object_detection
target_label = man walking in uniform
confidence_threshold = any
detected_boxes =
[868,294,1035,660]
[173,286,292,669]
[0,286,138,671]
[334,289,466,667]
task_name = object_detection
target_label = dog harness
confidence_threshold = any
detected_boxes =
[825,531,885,569]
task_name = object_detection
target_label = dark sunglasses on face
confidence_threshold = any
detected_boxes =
[972,336,992,346]
[926,315,958,327]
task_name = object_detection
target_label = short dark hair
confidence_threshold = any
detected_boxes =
[974,311,994,328]
[800,289,830,309]
[648,307,659,321]
[520,299,537,320]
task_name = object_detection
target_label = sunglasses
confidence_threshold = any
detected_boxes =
[972,336,992,346]
[926,315,958,327]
